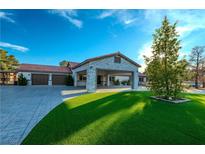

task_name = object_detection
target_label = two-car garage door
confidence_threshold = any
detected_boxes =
[32,74,67,85]
[52,75,67,85]
[32,74,48,85]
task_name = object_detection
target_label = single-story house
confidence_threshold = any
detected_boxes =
[0,52,142,92]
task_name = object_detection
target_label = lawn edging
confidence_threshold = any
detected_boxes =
[150,96,190,104]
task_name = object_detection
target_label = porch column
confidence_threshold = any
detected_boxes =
[27,73,32,85]
[73,72,77,87]
[86,66,96,92]
[107,74,110,87]
[48,73,52,86]
[132,71,139,90]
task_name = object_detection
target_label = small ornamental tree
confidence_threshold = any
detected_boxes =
[144,17,188,99]
[18,74,28,86]
[66,75,74,86]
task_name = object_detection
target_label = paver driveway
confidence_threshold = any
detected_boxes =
[0,86,87,145]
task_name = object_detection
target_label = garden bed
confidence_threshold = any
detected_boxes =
[150,96,190,104]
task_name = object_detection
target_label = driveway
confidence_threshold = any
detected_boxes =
[185,88,205,94]
[0,86,87,145]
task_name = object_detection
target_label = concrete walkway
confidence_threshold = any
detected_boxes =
[185,88,205,94]
[0,86,87,145]
[96,86,148,92]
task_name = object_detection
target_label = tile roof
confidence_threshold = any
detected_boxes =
[73,51,141,69]
[17,64,71,73]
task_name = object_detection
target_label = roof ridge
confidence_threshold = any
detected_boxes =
[21,63,67,67]
[73,51,141,69]
[18,63,71,73]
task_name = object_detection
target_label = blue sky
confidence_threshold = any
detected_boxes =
[1,9,205,71]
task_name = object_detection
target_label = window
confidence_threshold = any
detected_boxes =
[114,56,121,63]
[79,74,86,81]
[110,75,130,86]
[139,77,144,82]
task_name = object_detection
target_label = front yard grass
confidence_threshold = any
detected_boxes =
[22,91,205,144]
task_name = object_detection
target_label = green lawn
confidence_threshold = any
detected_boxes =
[22,91,205,145]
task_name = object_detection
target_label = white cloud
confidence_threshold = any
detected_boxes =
[97,10,138,26]
[50,10,83,28]
[98,10,205,36]
[124,18,137,25]
[0,42,29,52]
[143,10,205,38]
[179,50,187,58]
[137,42,152,72]
[0,11,15,23]
[138,42,152,61]
[176,26,193,36]
[64,16,82,28]
[97,10,116,19]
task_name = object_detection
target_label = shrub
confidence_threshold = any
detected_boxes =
[114,79,120,85]
[18,74,27,86]
[66,75,74,86]
[127,79,131,85]
[121,81,126,85]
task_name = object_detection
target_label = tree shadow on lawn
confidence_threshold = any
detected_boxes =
[22,92,205,145]
[97,97,205,144]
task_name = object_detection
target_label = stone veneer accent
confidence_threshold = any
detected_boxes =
[132,71,139,89]
[86,66,97,92]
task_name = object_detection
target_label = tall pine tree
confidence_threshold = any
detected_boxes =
[144,16,187,99]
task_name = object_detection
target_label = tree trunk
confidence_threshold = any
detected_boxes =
[195,75,199,89]
[195,53,200,89]
[164,58,168,98]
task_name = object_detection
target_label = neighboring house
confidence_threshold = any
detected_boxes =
[0,52,141,92]
[0,70,17,85]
